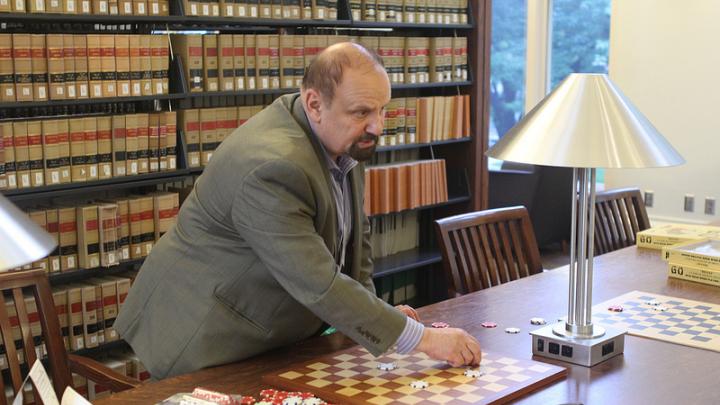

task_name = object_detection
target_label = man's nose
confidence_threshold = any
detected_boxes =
[366,111,384,136]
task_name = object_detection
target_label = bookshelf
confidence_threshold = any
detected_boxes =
[0,0,490,379]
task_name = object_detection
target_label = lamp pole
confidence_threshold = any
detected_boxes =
[557,168,604,338]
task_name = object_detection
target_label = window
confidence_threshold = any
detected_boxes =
[550,0,611,88]
[551,0,611,183]
[489,0,527,170]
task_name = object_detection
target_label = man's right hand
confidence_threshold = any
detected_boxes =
[415,327,482,367]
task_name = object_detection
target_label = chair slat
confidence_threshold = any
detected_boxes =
[0,294,24,396]
[594,217,609,255]
[603,201,619,251]
[461,228,486,291]
[13,288,38,371]
[458,228,482,292]
[490,224,512,284]
[497,222,519,280]
[468,227,491,289]
[508,219,529,278]
[478,224,501,287]
[34,279,73,399]
[449,230,468,295]
[624,196,641,239]
[616,198,634,245]
[594,202,611,254]
[610,200,628,246]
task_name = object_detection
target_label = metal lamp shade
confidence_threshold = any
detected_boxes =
[487,73,685,169]
[0,194,57,272]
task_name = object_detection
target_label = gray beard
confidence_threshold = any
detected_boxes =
[348,134,378,161]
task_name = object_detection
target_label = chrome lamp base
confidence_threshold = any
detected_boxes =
[530,322,625,367]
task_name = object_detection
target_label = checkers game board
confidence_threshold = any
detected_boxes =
[263,346,567,404]
[592,290,720,352]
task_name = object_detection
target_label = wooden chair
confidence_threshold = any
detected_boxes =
[435,206,543,296]
[594,187,651,255]
[0,268,140,404]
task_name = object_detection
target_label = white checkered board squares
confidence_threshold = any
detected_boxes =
[262,346,566,405]
[592,290,720,352]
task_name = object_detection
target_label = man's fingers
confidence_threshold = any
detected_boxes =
[461,350,472,366]
[448,355,463,368]
[468,339,482,365]
[395,305,421,321]
[466,341,482,366]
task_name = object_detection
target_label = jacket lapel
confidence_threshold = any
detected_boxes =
[288,94,339,260]
[348,167,364,279]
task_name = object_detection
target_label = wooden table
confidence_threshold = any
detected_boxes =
[96,247,720,404]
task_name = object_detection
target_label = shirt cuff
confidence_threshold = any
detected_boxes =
[394,317,425,354]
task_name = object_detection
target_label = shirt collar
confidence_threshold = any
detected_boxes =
[321,141,358,181]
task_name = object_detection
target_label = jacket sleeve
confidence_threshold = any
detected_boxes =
[232,159,406,355]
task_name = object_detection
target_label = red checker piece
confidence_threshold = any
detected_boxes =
[431,321,449,328]
[608,305,624,312]
[481,321,498,328]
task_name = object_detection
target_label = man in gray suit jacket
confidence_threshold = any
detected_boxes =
[115,42,481,379]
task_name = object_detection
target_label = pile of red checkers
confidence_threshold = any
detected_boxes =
[179,387,332,405]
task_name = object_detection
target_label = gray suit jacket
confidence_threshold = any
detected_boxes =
[114,94,407,379]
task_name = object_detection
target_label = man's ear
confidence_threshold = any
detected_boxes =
[302,88,323,124]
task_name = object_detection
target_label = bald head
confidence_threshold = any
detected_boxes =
[301,42,386,105]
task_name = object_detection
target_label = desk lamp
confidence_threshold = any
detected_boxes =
[0,194,57,272]
[486,73,684,366]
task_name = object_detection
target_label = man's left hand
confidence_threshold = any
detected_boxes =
[395,304,420,322]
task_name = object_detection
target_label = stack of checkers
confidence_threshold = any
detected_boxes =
[159,388,330,405]
[254,389,329,405]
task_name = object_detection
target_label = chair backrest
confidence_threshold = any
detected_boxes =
[594,187,651,255]
[0,268,72,404]
[435,206,543,296]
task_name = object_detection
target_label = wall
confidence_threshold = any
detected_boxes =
[606,0,720,224]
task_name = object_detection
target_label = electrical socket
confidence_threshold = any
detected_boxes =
[705,197,716,215]
[684,194,695,212]
[644,190,654,207]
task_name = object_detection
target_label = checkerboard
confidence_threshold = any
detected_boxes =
[592,290,720,352]
[262,346,567,404]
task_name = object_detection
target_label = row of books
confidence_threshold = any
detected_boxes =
[16,192,179,273]
[0,0,169,15]
[0,0,466,23]
[664,238,720,287]
[183,0,338,19]
[364,159,447,216]
[175,94,467,169]
[173,33,468,93]
[0,112,177,190]
[370,211,418,259]
[178,105,265,167]
[350,0,468,24]
[0,34,170,102]
[379,95,469,146]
